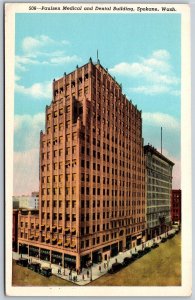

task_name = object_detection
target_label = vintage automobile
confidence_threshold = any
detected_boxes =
[39,267,52,277]
[122,256,133,267]
[167,233,175,239]
[108,262,123,274]
[161,237,167,243]
[151,242,159,249]
[16,258,29,267]
[144,246,151,253]
[131,252,139,260]
[137,249,145,258]
[28,262,41,273]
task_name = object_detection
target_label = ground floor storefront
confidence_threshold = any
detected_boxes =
[18,231,145,271]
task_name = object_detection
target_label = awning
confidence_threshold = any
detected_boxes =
[52,238,57,242]
[29,236,34,240]
[36,224,39,228]
[136,235,142,239]
[46,238,50,242]
[52,226,57,230]
[64,242,70,247]
[41,225,45,228]
[71,228,76,232]
[46,225,50,229]
[70,243,76,248]
[65,228,70,232]
[58,240,62,245]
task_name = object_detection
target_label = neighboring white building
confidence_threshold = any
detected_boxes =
[13,192,39,209]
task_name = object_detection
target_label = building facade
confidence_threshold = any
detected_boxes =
[18,59,146,270]
[13,209,19,252]
[13,192,39,210]
[171,189,181,224]
[144,145,174,239]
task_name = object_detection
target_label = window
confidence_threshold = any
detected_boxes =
[66,214,70,221]
[66,106,70,113]
[59,123,63,131]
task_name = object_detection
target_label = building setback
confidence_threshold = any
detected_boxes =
[171,189,181,224]
[144,145,174,239]
[18,59,146,270]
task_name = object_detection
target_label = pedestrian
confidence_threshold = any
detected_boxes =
[135,247,137,252]
[104,262,106,269]
[82,274,85,281]
[99,265,101,272]
[87,270,89,278]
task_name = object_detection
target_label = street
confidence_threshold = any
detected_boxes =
[89,232,181,286]
[12,232,181,287]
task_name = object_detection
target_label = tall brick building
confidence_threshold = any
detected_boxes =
[171,189,181,224]
[144,145,174,239]
[18,59,146,270]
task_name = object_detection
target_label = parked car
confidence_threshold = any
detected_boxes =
[122,256,133,267]
[39,267,52,277]
[161,237,167,243]
[138,250,145,257]
[28,262,41,273]
[151,243,159,249]
[16,258,28,267]
[131,252,139,260]
[144,246,151,253]
[167,233,175,239]
[108,262,123,274]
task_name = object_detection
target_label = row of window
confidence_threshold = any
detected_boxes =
[41,212,76,221]
[41,200,76,208]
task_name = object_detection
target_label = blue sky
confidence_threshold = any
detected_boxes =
[14,13,181,194]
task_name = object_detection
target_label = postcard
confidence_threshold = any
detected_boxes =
[5,2,191,297]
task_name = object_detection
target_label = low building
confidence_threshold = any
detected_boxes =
[13,192,39,210]
[17,209,39,256]
[13,209,19,252]
[171,189,181,224]
[144,145,174,239]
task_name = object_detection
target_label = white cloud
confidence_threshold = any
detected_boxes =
[16,35,80,71]
[142,112,180,130]
[129,85,170,96]
[22,35,54,53]
[152,49,170,60]
[109,62,151,77]
[14,113,45,151]
[109,49,180,96]
[22,35,69,55]
[15,81,52,99]
[50,55,81,65]
[14,148,39,195]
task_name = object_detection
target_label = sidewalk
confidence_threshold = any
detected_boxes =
[13,228,176,286]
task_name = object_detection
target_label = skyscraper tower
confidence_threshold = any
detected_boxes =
[19,59,146,270]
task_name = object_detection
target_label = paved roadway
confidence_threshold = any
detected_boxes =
[13,228,177,286]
